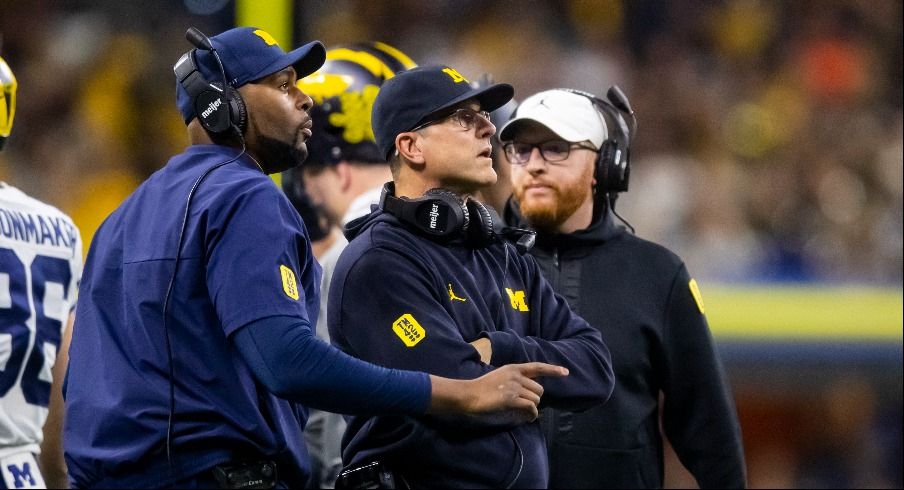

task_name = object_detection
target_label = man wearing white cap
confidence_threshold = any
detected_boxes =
[500,88,747,488]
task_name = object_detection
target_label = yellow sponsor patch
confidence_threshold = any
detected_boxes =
[689,279,705,314]
[442,67,468,84]
[505,288,530,311]
[280,265,299,300]
[393,314,425,347]
[253,29,279,46]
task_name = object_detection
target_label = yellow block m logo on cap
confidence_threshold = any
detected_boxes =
[253,29,279,46]
[393,314,425,347]
[280,265,299,300]
[442,67,468,84]
[505,288,529,311]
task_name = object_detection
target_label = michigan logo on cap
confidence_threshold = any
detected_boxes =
[393,314,425,347]
[442,67,468,84]
[253,29,279,46]
[280,265,299,300]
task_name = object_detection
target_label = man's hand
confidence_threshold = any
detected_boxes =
[470,337,492,364]
[428,363,569,424]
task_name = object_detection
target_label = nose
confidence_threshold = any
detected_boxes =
[296,87,313,112]
[477,117,495,140]
[524,147,547,172]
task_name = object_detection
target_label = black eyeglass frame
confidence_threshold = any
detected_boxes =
[502,140,599,166]
[409,108,492,133]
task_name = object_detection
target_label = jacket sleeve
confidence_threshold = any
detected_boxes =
[660,265,747,488]
[482,254,614,412]
[329,246,516,431]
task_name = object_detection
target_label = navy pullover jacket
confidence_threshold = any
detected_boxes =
[327,205,614,488]
[506,201,746,488]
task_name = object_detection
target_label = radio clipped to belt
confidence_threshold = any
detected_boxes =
[212,460,278,489]
[335,461,408,489]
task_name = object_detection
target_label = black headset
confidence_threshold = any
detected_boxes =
[552,86,636,196]
[379,182,535,254]
[173,28,247,134]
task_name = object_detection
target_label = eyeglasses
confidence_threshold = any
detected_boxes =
[502,140,599,166]
[410,108,492,133]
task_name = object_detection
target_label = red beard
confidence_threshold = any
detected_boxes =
[514,163,594,232]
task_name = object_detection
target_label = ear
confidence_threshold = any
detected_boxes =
[396,132,426,166]
[335,162,353,192]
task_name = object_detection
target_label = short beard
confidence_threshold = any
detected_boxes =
[256,132,308,174]
[514,164,593,233]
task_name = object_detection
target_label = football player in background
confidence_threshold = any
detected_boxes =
[1,54,82,490]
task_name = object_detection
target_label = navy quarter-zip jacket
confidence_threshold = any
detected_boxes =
[327,206,614,488]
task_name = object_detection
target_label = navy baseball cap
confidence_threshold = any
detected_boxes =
[175,27,326,124]
[372,65,514,158]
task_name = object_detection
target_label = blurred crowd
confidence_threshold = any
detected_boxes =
[0,0,901,285]
[0,1,900,488]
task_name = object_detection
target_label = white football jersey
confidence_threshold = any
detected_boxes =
[0,182,82,456]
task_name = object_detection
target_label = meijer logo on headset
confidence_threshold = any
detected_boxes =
[201,98,222,119]
[429,203,440,229]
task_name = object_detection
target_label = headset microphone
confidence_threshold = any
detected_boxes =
[606,85,637,149]
[606,86,632,115]
[186,27,214,50]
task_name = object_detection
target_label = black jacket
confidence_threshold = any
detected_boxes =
[328,206,614,488]
[505,200,746,489]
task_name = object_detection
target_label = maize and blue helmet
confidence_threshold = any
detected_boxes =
[281,42,416,240]
[0,55,17,151]
[296,41,417,166]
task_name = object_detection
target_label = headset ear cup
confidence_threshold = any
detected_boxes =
[194,88,231,134]
[618,153,630,192]
[599,139,618,194]
[424,188,470,233]
[465,199,495,247]
[226,85,247,133]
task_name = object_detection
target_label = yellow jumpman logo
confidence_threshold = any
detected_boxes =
[448,284,467,302]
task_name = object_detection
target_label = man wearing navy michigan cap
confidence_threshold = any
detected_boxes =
[63,29,569,489]
[328,65,615,488]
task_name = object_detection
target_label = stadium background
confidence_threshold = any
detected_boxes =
[0,0,900,487]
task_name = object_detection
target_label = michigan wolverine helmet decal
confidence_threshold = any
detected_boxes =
[297,42,416,166]
[0,55,17,151]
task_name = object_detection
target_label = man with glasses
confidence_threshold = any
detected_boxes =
[500,88,747,488]
[327,66,615,488]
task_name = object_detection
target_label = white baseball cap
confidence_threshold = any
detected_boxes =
[499,89,607,148]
